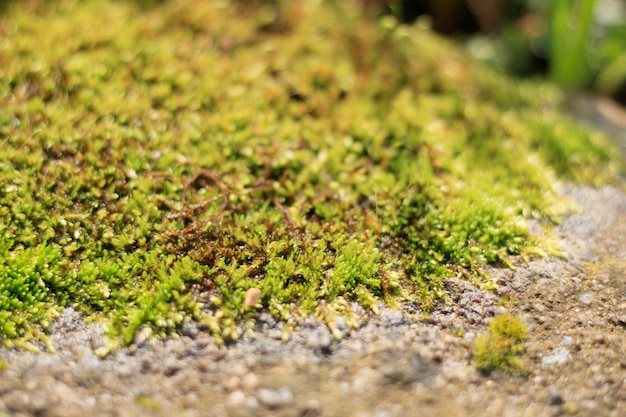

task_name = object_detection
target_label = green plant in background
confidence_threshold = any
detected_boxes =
[594,21,626,97]
[0,0,621,352]
[549,0,597,88]
[467,0,626,97]
[473,313,529,375]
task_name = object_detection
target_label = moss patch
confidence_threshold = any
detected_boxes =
[0,0,621,350]
[472,313,529,375]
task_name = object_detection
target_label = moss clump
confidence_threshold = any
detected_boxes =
[0,0,621,350]
[473,313,529,375]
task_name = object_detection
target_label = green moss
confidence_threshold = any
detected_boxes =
[472,313,529,375]
[134,394,161,411]
[0,0,621,350]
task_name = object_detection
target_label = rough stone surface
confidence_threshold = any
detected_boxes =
[1,184,625,417]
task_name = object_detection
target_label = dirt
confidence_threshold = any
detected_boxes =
[0,181,623,417]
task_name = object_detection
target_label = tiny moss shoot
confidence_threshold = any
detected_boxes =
[472,313,529,375]
[0,0,621,351]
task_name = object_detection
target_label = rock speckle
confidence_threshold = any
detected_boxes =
[257,386,293,408]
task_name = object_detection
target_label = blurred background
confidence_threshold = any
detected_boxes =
[2,0,624,106]
[370,0,626,107]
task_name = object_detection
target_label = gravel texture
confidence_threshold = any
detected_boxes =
[1,182,625,417]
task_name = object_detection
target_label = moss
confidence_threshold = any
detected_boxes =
[0,0,621,350]
[472,313,529,376]
[134,395,161,411]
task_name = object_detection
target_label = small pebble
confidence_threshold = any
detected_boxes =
[227,390,246,406]
[257,386,293,408]
[245,396,259,409]
[541,347,572,367]
[181,321,200,338]
[547,386,564,405]
[241,373,259,389]
[305,398,321,413]
[223,376,241,392]
[244,288,261,308]
[74,353,102,384]
[307,327,332,353]
[609,315,626,328]
[352,367,381,392]
[579,293,593,305]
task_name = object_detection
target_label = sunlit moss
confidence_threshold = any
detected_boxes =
[472,313,529,375]
[0,0,621,351]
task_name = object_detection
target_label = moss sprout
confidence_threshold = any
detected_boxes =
[472,313,529,375]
